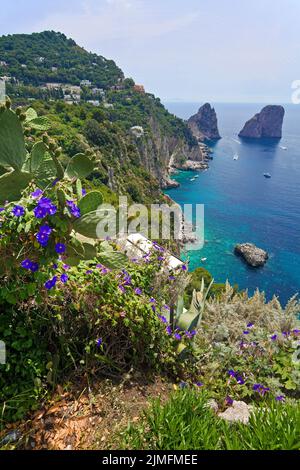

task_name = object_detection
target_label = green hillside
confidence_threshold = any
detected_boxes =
[0,31,123,88]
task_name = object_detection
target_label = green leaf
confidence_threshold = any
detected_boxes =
[78,191,103,216]
[0,170,32,204]
[28,116,51,131]
[30,141,48,173]
[65,154,95,179]
[73,208,116,239]
[0,109,26,170]
[97,250,127,269]
[35,152,57,188]
[25,107,38,122]
[76,179,82,200]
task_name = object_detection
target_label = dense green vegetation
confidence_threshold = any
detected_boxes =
[0,31,123,88]
[121,388,300,450]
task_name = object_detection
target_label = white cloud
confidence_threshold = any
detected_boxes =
[34,0,199,43]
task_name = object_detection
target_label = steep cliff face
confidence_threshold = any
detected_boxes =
[188,103,221,141]
[239,105,285,139]
[134,117,205,188]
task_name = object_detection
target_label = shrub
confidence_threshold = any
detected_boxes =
[194,283,300,402]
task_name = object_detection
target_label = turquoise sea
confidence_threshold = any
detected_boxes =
[164,102,300,305]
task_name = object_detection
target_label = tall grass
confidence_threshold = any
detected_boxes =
[120,389,300,450]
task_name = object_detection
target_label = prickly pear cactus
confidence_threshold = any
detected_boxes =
[0,108,26,170]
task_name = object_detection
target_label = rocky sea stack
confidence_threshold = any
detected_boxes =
[234,243,269,267]
[239,105,285,139]
[188,103,221,141]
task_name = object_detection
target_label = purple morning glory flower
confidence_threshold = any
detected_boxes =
[150,298,156,303]
[282,331,290,338]
[134,287,142,295]
[31,189,43,199]
[66,200,81,218]
[34,206,47,219]
[51,178,59,187]
[12,205,25,217]
[225,396,234,406]
[82,189,87,196]
[163,304,170,311]
[86,270,93,275]
[44,276,57,290]
[228,369,236,377]
[293,329,300,336]
[63,264,70,271]
[166,325,172,336]
[0,207,5,213]
[236,375,245,385]
[119,285,126,293]
[253,384,270,396]
[174,332,182,341]
[96,338,102,347]
[21,259,32,270]
[34,198,57,219]
[36,231,50,247]
[157,256,164,261]
[185,330,197,339]
[182,264,187,271]
[195,382,204,387]
[247,323,254,328]
[275,395,285,402]
[271,334,277,341]
[169,275,176,281]
[60,273,68,283]
[151,305,156,312]
[158,315,168,324]
[40,225,52,235]
[30,262,39,273]
[20,259,39,272]
[243,331,250,335]
[55,243,66,254]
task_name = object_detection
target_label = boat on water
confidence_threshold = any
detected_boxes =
[280,146,287,150]
[201,258,207,262]
[264,173,271,179]
[190,178,196,182]
[194,175,199,178]
[233,154,239,160]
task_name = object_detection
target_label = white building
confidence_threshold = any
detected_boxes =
[80,79,92,87]
[87,100,100,107]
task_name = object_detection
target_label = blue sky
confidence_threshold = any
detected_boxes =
[1,0,300,103]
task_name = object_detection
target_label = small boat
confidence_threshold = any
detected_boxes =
[280,146,287,150]
[233,154,239,160]
[264,173,271,179]
[194,175,199,178]
[201,257,207,263]
[190,178,196,182]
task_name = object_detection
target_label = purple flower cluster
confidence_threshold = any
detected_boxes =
[36,225,52,247]
[227,369,245,385]
[12,205,25,217]
[66,200,80,218]
[253,383,270,396]
[60,273,68,283]
[21,259,39,272]
[34,198,57,219]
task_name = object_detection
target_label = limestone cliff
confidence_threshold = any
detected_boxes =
[133,117,206,189]
[188,103,221,141]
[239,105,285,139]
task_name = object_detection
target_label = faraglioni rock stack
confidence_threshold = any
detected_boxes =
[188,103,221,141]
[239,105,285,139]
